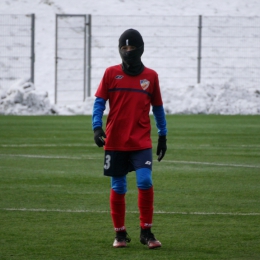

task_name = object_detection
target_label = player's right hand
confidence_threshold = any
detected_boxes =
[94,127,106,147]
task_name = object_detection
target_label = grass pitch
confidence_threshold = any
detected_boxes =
[0,115,260,260]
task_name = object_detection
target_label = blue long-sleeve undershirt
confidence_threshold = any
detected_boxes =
[92,97,167,136]
[152,105,167,136]
[92,97,106,130]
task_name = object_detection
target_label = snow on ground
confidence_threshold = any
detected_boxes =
[0,0,260,115]
[1,79,259,115]
[0,79,56,115]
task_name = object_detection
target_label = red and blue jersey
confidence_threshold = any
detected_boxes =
[93,64,166,151]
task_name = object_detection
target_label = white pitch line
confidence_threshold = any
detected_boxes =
[2,143,260,148]
[2,208,260,216]
[163,160,260,169]
[0,154,98,160]
[1,144,95,147]
[0,154,259,169]
[0,154,260,169]
[200,144,260,148]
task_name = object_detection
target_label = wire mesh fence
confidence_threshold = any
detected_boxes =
[0,14,34,89]
[55,14,91,104]
[201,16,260,85]
[1,14,259,104]
[91,15,199,96]
[91,15,260,97]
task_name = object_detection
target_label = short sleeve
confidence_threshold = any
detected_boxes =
[151,73,163,106]
[95,69,110,101]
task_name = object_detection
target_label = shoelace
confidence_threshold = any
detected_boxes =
[125,235,131,243]
[116,232,131,243]
[142,231,156,241]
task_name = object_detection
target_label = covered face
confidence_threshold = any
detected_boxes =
[118,29,144,67]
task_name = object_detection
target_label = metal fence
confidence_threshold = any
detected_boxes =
[91,15,199,97]
[1,15,259,104]
[0,14,35,89]
[91,15,260,96]
[55,14,91,104]
[201,16,260,85]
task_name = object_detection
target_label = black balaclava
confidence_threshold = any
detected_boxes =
[118,29,145,76]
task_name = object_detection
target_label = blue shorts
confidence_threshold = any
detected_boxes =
[103,148,152,177]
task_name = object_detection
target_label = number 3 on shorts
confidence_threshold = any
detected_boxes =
[104,154,111,170]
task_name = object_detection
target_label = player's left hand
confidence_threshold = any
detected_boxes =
[94,127,106,147]
[157,135,167,162]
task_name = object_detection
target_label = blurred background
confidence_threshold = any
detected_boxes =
[0,0,259,114]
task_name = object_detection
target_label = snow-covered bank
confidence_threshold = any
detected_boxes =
[0,79,56,115]
[163,83,260,115]
[1,80,259,115]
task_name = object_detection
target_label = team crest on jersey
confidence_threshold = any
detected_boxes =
[140,79,150,90]
[115,75,124,79]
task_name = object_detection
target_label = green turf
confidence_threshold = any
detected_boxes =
[0,115,260,260]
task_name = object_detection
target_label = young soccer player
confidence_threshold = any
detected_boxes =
[92,28,167,249]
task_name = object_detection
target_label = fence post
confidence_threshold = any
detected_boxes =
[197,15,202,84]
[87,14,91,98]
[31,14,35,84]
[83,15,87,101]
[84,14,91,100]
[54,14,58,104]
